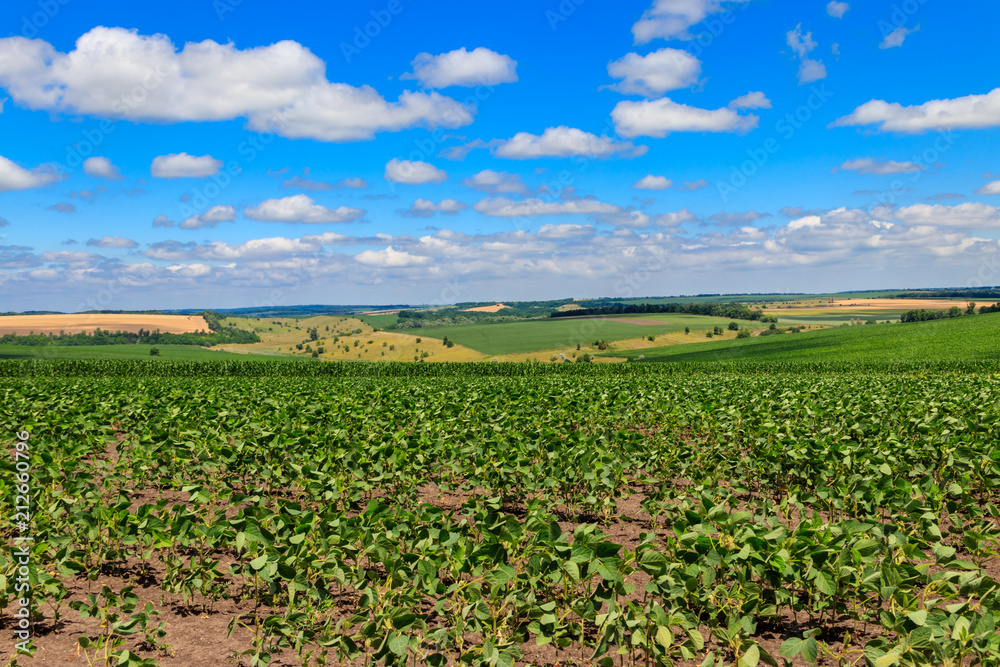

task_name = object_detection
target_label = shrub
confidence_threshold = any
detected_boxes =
[736,329,751,339]
[728,322,739,331]
[149,347,160,356]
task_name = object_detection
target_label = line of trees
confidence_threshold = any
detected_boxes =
[899,302,983,323]
[549,302,777,322]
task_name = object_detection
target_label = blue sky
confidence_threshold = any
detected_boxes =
[1,0,999,310]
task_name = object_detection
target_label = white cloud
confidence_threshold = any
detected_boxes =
[632,0,752,44]
[355,246,429,267]
[493,126,647,159]
[839,158,925,175]
[826,2,849,18]
[244,195,365,224]
[179,204,238,229]
[83,156,122,180]
[151,153,222,179]
[0,154,58,192]
[338,177,368,189]
[976,180,1000,195]
[473,196,622,217]
[612,98,758,138]
[153,215,175,228]
[86,236,138,248]
[633,175,673,190]
[401,198,468,217]
[0,27,474,143]
[786,24,827,84]
[460,170,529,194]
[402,47,517,88]
[606,49,701,97]
[385,158,447,184]
[537,224,595,240]
[832,88,1000,133]
[895,202,1000,229]
[880,25,918,49]
[728,91,772,109]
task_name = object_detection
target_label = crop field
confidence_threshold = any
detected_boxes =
[613,312,1000,365]
[2,361,999,666]
[0,314,209,336]
[413,314,766,355]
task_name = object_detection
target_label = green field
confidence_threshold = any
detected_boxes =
[613,312,1000,364]
[0,344,282,361]
[3,362,1000,665]
[411,313,766,354]
[355,312,400,329]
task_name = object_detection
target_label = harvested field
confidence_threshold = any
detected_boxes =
[0,313,209,335]
[461,303,510,313]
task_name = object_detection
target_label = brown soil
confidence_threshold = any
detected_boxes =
[0,314,209,336]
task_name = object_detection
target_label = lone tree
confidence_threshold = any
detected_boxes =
[149,347,160,356]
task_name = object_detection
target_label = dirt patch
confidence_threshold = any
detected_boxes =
[0,314,209,336]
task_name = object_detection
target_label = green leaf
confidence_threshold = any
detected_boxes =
[779,638,802,658]
[801,636,818,663]
[906,609,927,626]
[738,644,760,667]
[655,625,673,648]
[249,554,268,571]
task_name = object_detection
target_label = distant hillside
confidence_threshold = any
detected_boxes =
[616,312,1000,364]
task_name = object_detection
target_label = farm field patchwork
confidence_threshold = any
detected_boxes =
[411,314,768,355]
[0,344,272,361]
[1,362,999,666]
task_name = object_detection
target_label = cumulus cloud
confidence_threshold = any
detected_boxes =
[401,198,468,217]
[493,126,647,158]
[0,27,474,142]
[606,49,701,97]
[47,202,76,213]
[402,47,518,88]
[151,153,222,179]
[473,196,622,217]
[612,98,758,138]
[880,25,918,49]
[244,195,365,224]
[832,88,1000,133]
[826,2,849,18]
[355,246,430,267]
[0,154,58,192]
[728,91,772,109]
[632,0,752,44]
[83,156,122,180]
[787,24,827,85]
[460,170,529,195]
[86,236,138,248]
[179,205,238,230]
[976,181,1000,195]
[839,158,925,175]
[633,175,673,190]
[153,215,175,228]
[895,202,1000,229]
[384,158,447,185]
